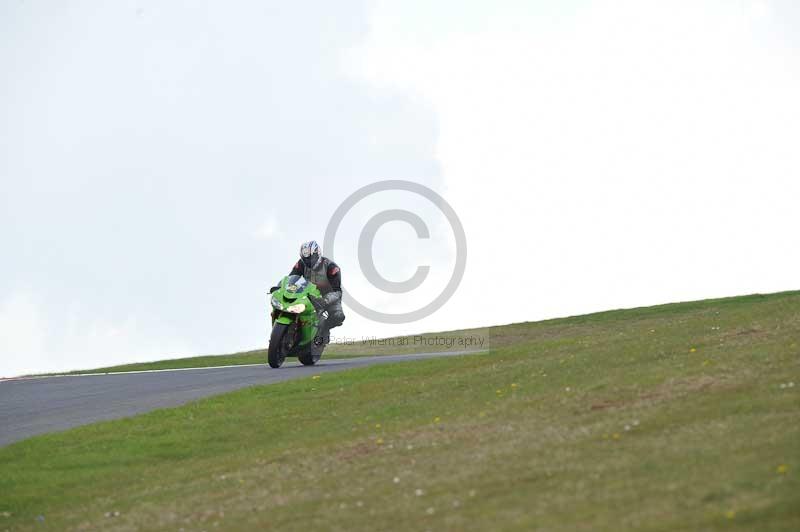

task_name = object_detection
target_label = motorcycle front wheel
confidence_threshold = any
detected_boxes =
[267,323,290,368]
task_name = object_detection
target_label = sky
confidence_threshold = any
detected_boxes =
[2,0,799,376]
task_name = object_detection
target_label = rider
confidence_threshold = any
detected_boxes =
[272,240,345,344]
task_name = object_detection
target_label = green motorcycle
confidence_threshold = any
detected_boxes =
[268,274,327,368]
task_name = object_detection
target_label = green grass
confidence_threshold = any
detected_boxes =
[2,291,799,531]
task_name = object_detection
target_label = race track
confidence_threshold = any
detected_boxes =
[0,351,479,447]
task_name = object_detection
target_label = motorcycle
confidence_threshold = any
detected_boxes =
[268,274,327,368]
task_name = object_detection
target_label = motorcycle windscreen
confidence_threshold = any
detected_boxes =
[283,274,309,299]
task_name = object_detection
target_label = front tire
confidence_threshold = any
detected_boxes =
[268,323,290,368]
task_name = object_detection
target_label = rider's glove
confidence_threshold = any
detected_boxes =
[269,286,278,294]
[308,295,324,311]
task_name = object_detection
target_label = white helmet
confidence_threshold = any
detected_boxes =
[300,240,322,269]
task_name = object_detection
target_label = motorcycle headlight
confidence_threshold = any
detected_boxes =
[286,303,306,314]
[271,296,282,310]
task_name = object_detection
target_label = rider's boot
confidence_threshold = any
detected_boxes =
[314,315,329,347]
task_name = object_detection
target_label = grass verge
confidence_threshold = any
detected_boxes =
[1,291,799,531]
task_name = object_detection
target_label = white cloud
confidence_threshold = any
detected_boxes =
[346,0,800,328]
[3,2,439,374]
[0,292,191,376]
[255,216,281,240]
[0,292,45,377]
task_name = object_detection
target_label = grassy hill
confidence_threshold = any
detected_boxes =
[1,291,799,531]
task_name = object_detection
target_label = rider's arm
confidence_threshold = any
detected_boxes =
[322,262,342,305]
[289,260,304,276]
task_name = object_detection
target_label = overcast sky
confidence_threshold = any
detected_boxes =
[2,0,798,376]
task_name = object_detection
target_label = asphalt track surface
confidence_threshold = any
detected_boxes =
[0,351,480,447]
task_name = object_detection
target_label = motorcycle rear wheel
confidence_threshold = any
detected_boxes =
[298,348,321,366]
